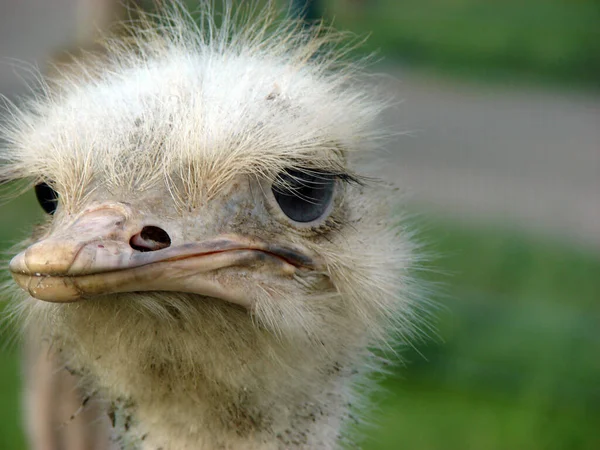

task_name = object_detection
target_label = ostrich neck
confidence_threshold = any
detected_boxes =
[45,297,365,450]
[110,364,351,450]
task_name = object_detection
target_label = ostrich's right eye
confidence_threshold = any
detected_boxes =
[35,182,59,215]
[272,169,335,224]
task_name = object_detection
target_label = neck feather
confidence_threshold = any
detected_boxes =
[27,294,374,449]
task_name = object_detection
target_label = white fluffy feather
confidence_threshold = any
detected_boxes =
[1,2,425,449]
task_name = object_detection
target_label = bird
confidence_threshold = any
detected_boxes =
[1,2,423,449]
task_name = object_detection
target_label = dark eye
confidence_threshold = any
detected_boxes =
[272,169,335,223]
[35,182,59,215]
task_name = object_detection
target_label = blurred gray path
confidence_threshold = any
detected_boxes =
[376,69,600,250]
[0,0,78,94]
[1,1,599,249]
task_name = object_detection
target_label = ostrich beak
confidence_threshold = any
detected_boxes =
[9,204,315,306]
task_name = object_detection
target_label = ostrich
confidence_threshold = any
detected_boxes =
[1,2,422,449]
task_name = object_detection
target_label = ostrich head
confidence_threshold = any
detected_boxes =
[1,3,421,449]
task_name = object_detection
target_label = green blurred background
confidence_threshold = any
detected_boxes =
[1,0,599,449]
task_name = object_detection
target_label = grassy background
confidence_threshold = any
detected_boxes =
[0,192,41,450]
[174,0,600,86]
[361,223,600,450]
[1,194,599,449]
[320,0,600,86]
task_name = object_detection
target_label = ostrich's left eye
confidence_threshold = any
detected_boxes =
[272,169,335,223]
[35,182,59,215]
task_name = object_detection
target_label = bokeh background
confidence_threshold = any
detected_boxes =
[1,0,599,449]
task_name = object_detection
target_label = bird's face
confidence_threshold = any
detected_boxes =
[9,168,345,310]
[3,45,409,342]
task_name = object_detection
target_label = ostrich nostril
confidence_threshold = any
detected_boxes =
[130,226,171,252]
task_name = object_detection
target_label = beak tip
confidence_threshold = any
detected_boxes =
[8,252,26,274]
[11,272,82,303]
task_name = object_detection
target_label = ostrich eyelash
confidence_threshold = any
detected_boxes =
[271,168,361,191]
[335,172,364,185]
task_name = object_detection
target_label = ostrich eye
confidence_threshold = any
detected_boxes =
[272,169,335,223]
[35,182,59,215]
